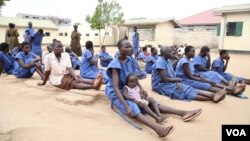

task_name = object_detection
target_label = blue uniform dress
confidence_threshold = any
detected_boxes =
[30,32,44,58]
[80,49,108,83]
[176,57,211,90]
[192,55,224,83]
[151,57,198,100]
[132,32,139,55]
[146,55,158,74]
[114,51,120,58]
[0,51,16,74]
[212,57,243,81]
[25,27,35,37]
[69,52,81,69]
[24,27,35,43]
[99,51,113,67]
[105,57,141,117]
[137,52,146,61]
[11,47,21,58]
[130,57,147,79]
[15,52,38,78]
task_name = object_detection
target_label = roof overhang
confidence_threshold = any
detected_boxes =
[120,18,181,28]
[214,4,250,16]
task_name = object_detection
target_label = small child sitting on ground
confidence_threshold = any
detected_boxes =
[122,73,167,123]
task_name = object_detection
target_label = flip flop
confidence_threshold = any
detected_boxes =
[183,109,202,122]
[236,93,248,99]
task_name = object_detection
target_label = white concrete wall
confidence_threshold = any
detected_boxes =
[156,22,174,46]
[219,12,250,51]
[57,25,116,46]
[174,28,219,48]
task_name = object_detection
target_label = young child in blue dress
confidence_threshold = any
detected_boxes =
[122,73,167,123]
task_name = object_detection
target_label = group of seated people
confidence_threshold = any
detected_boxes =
[1,38,249,139]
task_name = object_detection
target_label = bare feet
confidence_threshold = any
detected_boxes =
[155,125,174,139]
[183,109,202,122]
[156,116,167,123]
[213,88,226,103]
[158,114,168,119]
[233,84,245,95]
[94,73,103,90]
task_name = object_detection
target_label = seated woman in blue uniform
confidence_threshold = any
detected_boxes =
[151,46,226,102]
[15,42,44,80]
[80,41,108,83]
[105,39,203,138]
[137,46,148,63]
[176,46,245,97]
[192,46,229,85]
[128,49,147,79]
[146,47,158,74]
[0,42,16,75]
[99,45,113,67]
[114,50,120,58]
[11,43,22,58]
[212,50,250,85]
[65,47,81,70]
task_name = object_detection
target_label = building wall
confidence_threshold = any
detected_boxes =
[219,12,250,51]
[156,22,174,46]
[174,26,219,48]
[0,26,57,45]
[57,25,116,46]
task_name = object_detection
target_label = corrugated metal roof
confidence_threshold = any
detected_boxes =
[121,18,181,28]
[179,9,221,25]
[214,4,250,15]
[0,16,58,30]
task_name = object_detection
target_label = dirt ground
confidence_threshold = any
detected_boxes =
[0,46,249,141]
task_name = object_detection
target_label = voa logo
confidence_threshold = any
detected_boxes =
[226,129,246,136]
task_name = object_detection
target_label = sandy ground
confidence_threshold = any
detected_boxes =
[0,47,250,141]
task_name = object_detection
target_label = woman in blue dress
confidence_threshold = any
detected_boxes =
[137,46,148,63]
[146,47,158,74]
[114,50,120,58]
[212,50,250,85]
[99,45,113,67]
[15,42,44,80]
[0,42,16,75]
[192,46,228,85]
[105,39,203,138]
[11,43,22,58]
[176,46,244,96]
[128,50,147,79]
[151,46,226,102]
[132,26,140,58]
[80,41,108,83]
[65,47,81,70]
[30,29,44,58]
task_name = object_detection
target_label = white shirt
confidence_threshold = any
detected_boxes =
[45,52,72,85]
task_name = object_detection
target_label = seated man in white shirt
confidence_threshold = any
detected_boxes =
[38,40,102,90]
